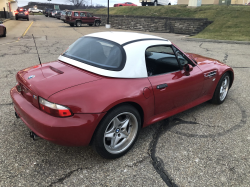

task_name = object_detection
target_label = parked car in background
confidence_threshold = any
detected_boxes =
[114,2,137,6]
[44,9,53,17]
[11,32,234,159]
[48,9,54,17]
[60,11,66,22]
[0,21,6,37]
[55,11,62,19]
[65,11,101,27]
[51,10,60,18]
[14,8,29,21]
[29,8,43,13]
[139,0,170,6]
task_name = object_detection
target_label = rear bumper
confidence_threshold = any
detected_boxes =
[10,87,106,146]
[16,14,28,18]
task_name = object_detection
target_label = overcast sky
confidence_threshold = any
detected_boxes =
[18,0,177,7]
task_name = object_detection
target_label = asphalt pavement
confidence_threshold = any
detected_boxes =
[0,15,250,187]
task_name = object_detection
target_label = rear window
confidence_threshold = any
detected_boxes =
[62,37,126,71]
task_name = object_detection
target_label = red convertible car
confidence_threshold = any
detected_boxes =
[10,32,234,159]
[114,2,137,6]
[0,21,6,37]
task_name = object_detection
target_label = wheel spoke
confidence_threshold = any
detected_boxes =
[120,131,129,138]
[113,117,121,128]
[121,116,130,129]
[105,132,114,138]
[110,135,121,148]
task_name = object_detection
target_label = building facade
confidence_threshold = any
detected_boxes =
[178,0,249,4]
[0,0,18,18]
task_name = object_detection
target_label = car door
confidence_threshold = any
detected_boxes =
[86,12,94,23]
[80,12,88,23]
[146,45,204,115]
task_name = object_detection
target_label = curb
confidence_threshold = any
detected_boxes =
[182,37,250,45]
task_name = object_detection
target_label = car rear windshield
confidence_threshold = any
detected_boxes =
[62,37,126,71]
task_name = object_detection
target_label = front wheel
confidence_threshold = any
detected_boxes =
[210,72,230,104]
[92,104,141,159]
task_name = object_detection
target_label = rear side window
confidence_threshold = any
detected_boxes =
[67,11,72,16]
[63,37,126,71]
[74,12,79,16]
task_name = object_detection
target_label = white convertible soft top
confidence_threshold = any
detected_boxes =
[58,32,172,78]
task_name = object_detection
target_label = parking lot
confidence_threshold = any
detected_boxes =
[0,15,250,186]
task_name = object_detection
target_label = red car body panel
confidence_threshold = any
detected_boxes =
[114,2,137,7]
[11,86,106,146]
[0,23,6,36]
[10,46,234,146]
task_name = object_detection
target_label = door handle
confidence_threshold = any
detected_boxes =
[157,83,168,89]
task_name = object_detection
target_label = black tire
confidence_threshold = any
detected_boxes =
[15,16,18,20]
[92,104,141,159]
[45,15,48,17]
[70,23,74,27]
[210,72,230,105]
[76,21,81,27]
[95,21,100,27]
[142,2,146,6]
[88,23,93,26]
[27,17,29,21]
[3,29,6,37]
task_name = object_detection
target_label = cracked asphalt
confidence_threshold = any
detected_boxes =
[0,15,250,186]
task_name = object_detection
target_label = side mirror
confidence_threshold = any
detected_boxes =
[183,64,193,75]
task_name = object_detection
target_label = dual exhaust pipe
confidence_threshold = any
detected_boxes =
[15,112,40,141]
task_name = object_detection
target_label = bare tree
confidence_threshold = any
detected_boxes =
[68,0,86,8]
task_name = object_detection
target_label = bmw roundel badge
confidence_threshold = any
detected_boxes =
[28,75,35,80]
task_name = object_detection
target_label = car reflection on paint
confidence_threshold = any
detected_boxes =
[10,32,234,159]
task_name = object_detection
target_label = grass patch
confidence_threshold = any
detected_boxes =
[29,12,43,15]
[77,5,250,41]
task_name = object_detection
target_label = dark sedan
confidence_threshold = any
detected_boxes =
[14,8,29,21]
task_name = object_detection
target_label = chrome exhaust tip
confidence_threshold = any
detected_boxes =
[30,131,39,141]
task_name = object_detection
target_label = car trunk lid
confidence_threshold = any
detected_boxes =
[16,61,102,107]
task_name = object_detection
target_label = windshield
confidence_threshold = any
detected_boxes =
[62,37,126,71]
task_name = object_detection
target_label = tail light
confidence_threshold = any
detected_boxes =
[39,97,73,117]
[25,11,28,15]
[14,11,18,14]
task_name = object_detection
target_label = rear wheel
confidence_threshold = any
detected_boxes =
[76,21,81,27]
[92,104,141,159]
[70,23,74,27]
[15,16,18,20]
[27,17,29,21]
[210,72,230,104]
[95,21,100,26]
